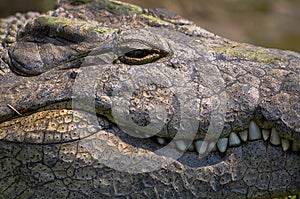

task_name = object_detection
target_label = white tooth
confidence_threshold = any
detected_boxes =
[239,130,248,142]
[281,139,290,151]
[207,142,217,152]
[270,128,281,146]
[262,129,270,141]
[195,140,208,154]
[217,138,228,153]
[194,140,202,153]
[188,143,195,151]
[157,137,165,145]
[229,132,241,146]
[249,121,262,141]
[291,141,299,152]
[175,140,187,151]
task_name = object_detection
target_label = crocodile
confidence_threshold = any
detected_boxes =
[0,0,299,198]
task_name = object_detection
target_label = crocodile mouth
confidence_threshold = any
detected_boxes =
[1,105,299,198]
[1,101,299,169]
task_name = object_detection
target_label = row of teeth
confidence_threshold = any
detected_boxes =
[156,121,300,154]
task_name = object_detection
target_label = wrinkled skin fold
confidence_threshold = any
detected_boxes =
[0,0,299,198]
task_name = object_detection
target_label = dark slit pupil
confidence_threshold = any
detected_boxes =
[125,50,150,58]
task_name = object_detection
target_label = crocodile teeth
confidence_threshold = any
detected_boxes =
[291,141,299,152]
[270,128,281,146]
[262,129,270,141]
[281,139,290,151]
[195,140,208,154]
[217,138,228,153]
[239,130,248,142]
[175,140,187,151]
[249,121,262,141]
[229,132,241,146]
[157,137,165,145]
[208,142,217,152]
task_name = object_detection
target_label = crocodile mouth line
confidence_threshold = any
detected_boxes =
[1,105,299,161]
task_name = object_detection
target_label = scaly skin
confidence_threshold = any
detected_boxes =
[0,0,299,198]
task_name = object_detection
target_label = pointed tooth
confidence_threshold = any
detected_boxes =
[239,130,248,142]
[175,140,187,151]
[291,141,299,152]
[207,142,217,152]
[188,143,195,151]
[195,140,208,154]
[270,128,281,146]
[249,121,262,141]
[157,137,165,145]
[281,139,290,151]
[202,141,208,153]
[217,138,228,153]
[194,140,203,153]
[229,132,241,147]
[262,129,270,141]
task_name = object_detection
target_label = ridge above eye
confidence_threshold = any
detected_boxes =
[115,49,168,65]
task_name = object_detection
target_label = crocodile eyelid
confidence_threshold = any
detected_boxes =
[114,49,168,65]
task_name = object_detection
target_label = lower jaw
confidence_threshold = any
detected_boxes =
[0,109,299,198]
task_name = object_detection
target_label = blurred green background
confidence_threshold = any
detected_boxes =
[0,0,299,51]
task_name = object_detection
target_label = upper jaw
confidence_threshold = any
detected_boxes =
[2,23,300,150]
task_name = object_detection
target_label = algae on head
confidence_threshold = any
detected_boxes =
[94,26,117,34]
[73,0,143,14]
[269,69,300,81]
[35,16,89,26]
[35,16,117,35]
[212,43,289,66]
[292,75,300,82]
[140,14,171,26]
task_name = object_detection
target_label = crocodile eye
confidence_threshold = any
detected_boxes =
[115,49,168,65]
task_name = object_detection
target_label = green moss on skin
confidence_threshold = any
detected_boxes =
[72,0,143,14]
[106,0,143,14]
[292,75,300,82]
[269,69,299,83]
[94,26,117,34]
[35,16,88,26]
[35,16,117,34]
[140,14,171,26]
[212,43,289,66]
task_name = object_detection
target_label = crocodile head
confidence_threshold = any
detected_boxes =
[0,0,299,198]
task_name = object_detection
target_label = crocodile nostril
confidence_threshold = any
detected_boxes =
[69,71,78,79]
